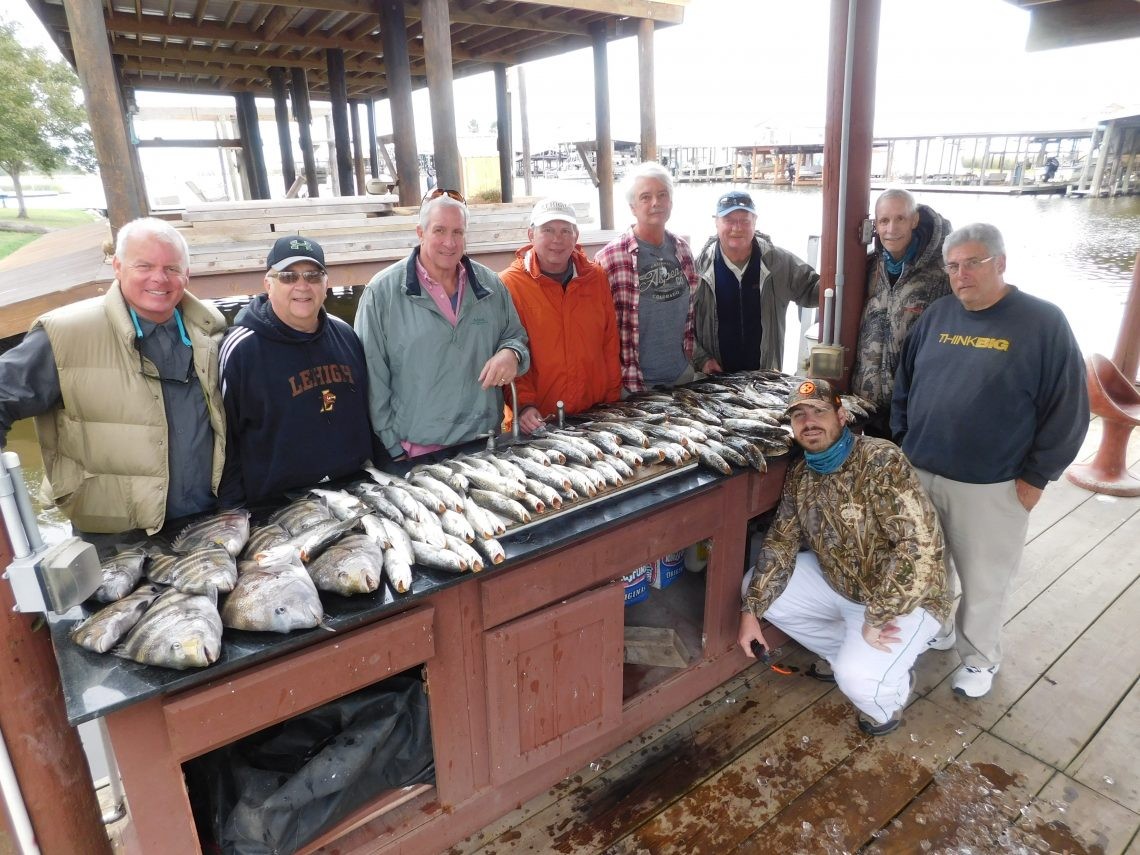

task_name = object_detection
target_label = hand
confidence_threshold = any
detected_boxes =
[737,611,770,658]
[518,406,545,434]
[702,358,723,374]
[1015,478,1043,512]
[861,620,902,652]
[478,349,520,390]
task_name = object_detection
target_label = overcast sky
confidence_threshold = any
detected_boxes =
[4,0,1138,151]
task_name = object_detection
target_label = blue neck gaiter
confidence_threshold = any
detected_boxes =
[884,234,920,277]
[804,427,856,474]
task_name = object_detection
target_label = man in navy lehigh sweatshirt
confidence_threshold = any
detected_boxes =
[892,222,1088,699]
[218,236,373,509]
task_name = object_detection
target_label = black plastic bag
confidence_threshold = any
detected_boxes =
[187,672,434,855]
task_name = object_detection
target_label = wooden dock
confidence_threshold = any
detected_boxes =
[446,418,1140,855]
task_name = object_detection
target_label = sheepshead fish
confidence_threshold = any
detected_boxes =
[239,523,292,563]
[71,584,162,653]
[283,516,359,563]
[221,566,324,633]
[92,547,148,603]
[172,509,251,557]
[306,534,383,596]
[114,588,222,670]
[268,498,334,535]
[146,546,237,598]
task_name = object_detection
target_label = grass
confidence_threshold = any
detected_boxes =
[0,207,101,261]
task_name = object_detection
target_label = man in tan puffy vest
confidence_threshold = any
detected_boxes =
[0,217,226,540]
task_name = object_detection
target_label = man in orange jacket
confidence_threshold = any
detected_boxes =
[500,199,622,432]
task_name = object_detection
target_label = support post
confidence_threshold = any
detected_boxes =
[421,0,462,191]
[518,66,533,196]
[326,48,355,196]
[1115,253,1140,382]
[1090,120,1115,198]
[0,530,111,853]
[819,0,879,390]
[494,64,513,202]
[377,0,422,204]
[236,92,270,199]
[637,18,657,163]
[367,99,380,179]
[591,22,614,230]
[269,67,296,193]
[349,99,368,195]
[290,66,320,197]
[62,0,146,233]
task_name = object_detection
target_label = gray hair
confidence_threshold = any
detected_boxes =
[114,217,190,270]
[418,195,468,230]
[943,222,1006,261]
[623,161,674,206]
[874,188,917,217]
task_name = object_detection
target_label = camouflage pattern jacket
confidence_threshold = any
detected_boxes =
[851,205,952,412]
[744,435,950,627]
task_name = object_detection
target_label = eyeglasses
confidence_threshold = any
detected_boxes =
[135,344,193,385]
[268,270,327,285]
[943,256,994,275]
[421,188,466,205]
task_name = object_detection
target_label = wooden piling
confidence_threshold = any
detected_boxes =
[290,66,320,198]
[326,49,355,196]
[421,0,462,191]
[638,18,657,163]
[269,67,297,192]
[377,0,422,204]
[591,21,614,230]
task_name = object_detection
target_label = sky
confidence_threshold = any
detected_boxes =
[3,0,1139,157]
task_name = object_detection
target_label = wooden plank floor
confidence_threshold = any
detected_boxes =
[451,419,1140,855]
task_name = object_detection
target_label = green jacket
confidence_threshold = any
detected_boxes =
[355,249,530,457]
[33,282,226,534]
[691,231,819,373]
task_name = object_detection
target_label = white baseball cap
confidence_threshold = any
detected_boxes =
[530,199,578,227]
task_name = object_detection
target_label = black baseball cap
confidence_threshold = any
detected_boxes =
[266,235,326,271]
[715,191,757,217]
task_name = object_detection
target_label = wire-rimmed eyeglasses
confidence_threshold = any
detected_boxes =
[267,270,328,285]
[943,256,995,276]
[421,188,466,205]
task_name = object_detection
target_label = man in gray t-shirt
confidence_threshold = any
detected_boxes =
[636,234,691,385]
[595,161,698,393]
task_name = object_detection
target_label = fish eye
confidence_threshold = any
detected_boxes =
[172,641,182,650]
[275,606,287,614]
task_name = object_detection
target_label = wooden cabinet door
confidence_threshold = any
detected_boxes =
[483,583,624,784]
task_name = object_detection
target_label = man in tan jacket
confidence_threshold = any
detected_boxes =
[0,217,226,540]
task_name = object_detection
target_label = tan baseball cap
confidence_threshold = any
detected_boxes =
[784,378,841,413]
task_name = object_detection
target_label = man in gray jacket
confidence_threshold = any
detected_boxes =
[692,191,819,375]
[354,189,530,460]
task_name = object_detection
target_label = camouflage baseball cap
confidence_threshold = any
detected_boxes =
[784,378,841,413]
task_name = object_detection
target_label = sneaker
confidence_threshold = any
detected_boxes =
[926,628,957,651]
[952,664,998,698]
[857,707,902,736]
[807,659,836,682]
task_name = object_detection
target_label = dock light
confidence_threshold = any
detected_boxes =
[1,451,99,615]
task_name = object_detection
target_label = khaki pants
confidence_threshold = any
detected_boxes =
[916,470,1030,669]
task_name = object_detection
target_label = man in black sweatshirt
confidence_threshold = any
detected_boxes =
[892,223,1088,699]
[218,236,373,509]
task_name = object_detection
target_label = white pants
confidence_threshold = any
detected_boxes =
[745,552,940,725]
[916,470,1029,670]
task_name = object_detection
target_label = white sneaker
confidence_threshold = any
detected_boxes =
[952,664,998,698]
[926,628,957,651]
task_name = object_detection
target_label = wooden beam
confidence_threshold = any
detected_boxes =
[291,65,321,197]
[269,66,297,191]
[591,21,614,229]
[136,138,243,147]
[63,0,147,232]
[421,0,461,191]
[377,0,421,204]
[349,98,368,194]
[638,17,656,162]
[366,97,380,179]
[327,48,355,195]
[494,63,513,203]
[505,0,686,24]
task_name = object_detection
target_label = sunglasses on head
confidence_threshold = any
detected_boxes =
[421,188,466,205]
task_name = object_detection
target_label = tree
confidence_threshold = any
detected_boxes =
[0,20,96,219]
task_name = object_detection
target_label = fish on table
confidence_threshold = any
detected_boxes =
[92,547,148,603]
[70,583,162,653]
[221,547,324,633]
[113,587,223,670]
[171,509,251,557]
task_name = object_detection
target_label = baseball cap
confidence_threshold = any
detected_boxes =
[784,378,841,413]
[530,199,578,228]
[267,235,326,271]
[715,191,757,217]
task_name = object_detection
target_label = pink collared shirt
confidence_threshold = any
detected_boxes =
[400,258,469,458]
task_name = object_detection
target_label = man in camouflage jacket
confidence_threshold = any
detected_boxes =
[738,378,950,736]
[850,190,951,438]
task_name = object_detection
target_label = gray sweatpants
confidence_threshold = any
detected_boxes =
[916,469,1031,670]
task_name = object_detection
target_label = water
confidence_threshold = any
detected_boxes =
[5,179,1137,544]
